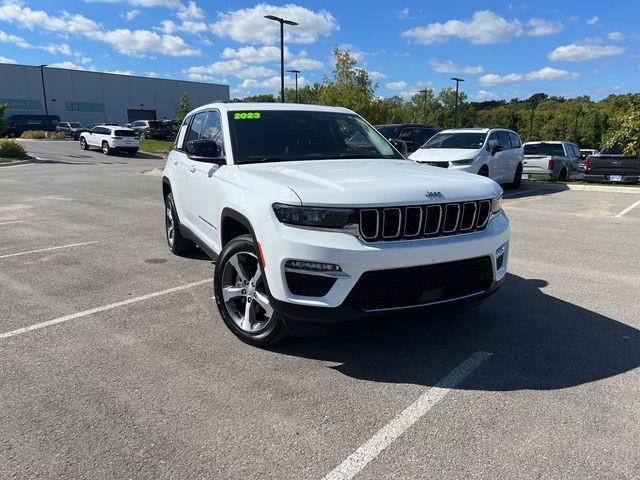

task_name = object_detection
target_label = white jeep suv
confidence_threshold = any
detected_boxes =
[79,125,139,155]
[162,103,510,345]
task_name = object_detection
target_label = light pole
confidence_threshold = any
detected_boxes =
[450,77,464,128]
[287,69,301,103]
[264,15,298,103]
[39,64,49,117]
[419,88,429,122]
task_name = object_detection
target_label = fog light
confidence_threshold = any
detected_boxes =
[285,260,342,272]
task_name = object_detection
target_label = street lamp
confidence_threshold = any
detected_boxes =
[450,77,464,128]
[287,69,301,103]
[39,64,49,117]
[419,88,430,122]
[264,14,298,103]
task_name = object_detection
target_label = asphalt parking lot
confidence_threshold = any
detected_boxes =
[1,140,639,479]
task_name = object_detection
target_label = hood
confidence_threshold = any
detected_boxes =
[409,148,481,162]
[238,159,500,207]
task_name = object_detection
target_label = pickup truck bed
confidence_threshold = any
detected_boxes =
[584,153,640,184]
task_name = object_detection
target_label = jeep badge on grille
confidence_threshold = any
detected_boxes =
[425,191,444,199]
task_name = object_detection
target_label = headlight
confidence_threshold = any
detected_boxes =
[451,159,474,165]
[272,203,356,228]
[491,194,502,214]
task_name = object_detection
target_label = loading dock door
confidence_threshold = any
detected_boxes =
[127,109,157,122]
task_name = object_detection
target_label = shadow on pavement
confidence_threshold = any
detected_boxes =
[272,273,640,391]
[502,183,569,199]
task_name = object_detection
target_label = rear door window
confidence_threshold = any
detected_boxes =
[186,112,207,143]
[497,131,512,149]
[508,132,521,148]
[399,128,414,142]
[413,128,431,147]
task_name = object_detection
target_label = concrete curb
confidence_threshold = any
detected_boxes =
[525,182,640,194]
[0,158,33,168]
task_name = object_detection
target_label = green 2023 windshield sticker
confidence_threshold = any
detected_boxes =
[233,112,261,120]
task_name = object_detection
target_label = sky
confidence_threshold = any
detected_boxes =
[0,0,638,102]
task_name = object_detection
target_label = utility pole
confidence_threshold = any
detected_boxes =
[39,65,49,117]
[419,89,429,122]
[450,77,464,128]
[287,69,301,103]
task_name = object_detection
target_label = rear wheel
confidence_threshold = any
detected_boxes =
[214,235,288,346]
[164,192,195,255]
[101,141,111,155]
[80,137,89,150]
[509,163,523,188]
[558,168,568,182]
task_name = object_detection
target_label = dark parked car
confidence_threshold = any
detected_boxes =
[129,120,172,139]
[5,115,60,137]
[584,145,640,184]
[374,123,442,153]
[56,122,89,140]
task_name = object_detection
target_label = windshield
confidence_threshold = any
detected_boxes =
[421,132,487,150]
[524,143,565,156]
[227,110,403,164]
[375,126,397,138]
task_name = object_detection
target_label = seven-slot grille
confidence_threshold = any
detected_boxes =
[358,200,491,242]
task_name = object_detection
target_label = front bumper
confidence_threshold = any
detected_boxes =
[258,211,510,321]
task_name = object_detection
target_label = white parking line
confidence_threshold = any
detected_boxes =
[0,241,99,260]
[0,220,24,225]
[0,279,210,339]
[615,199,640,218]
[321,351,492,480]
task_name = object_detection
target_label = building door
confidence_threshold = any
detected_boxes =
[127,109,157,122]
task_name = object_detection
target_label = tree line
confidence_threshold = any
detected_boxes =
[233,47,640,155]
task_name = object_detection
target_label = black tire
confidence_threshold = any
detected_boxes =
[101,141,111,155]
[509,163,523,189]
[558,168,568,182]
[478,165,489,177]
[214,234,288,346]
[164,192,195,255]
[142,132,148,140]
[80,137,89,150]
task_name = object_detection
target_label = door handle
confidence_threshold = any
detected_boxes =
[189,165,196,173]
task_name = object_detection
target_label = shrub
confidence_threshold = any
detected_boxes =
[20,130,47,139]
[0,139,28,159]
[51,131,66,140]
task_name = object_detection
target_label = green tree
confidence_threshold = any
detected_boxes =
[175,93,191,126]
[232,93,277,103]
[605,97,640,156]
[0,103,7,136]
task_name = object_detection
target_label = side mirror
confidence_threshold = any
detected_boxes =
[491,145,503,156]
[389,138,408,157]
[186,139,225,164]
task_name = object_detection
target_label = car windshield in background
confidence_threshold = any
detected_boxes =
[421,132,487,150]
[375,126,396,138]
[69,123,84,128]
[115,130,137,137]
[227,110,403,164]
[524,143,565,156]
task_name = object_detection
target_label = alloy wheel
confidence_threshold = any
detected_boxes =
[165,201,175,247]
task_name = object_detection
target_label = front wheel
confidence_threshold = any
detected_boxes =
[80,137,89,150]
[509,163,523,189]
[164,192,195,255]
[214,235,288,346]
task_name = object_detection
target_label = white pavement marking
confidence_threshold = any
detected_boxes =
[0,220,24,225]
[503,188,542,198]
[0,279,210,339]
[321,351,492,480]
[615,199,640,218]
[0,241,99,260]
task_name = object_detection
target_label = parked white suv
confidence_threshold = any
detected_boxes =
[162,103,510,345]
[409,128,524,187]
[79,125,139,155]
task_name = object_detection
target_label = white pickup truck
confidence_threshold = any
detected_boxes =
[162,103,510,345]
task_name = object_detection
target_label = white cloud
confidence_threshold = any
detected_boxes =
[473,90,500,101]
[0,30,79,56]
[368,70,386,81]
[0,2,199,57]
[428,58,484,74]
[386,81,409,90]
[478,67,580,86]
[238,75,308,90]
[84,0,184,8]
[586,16,599,25]
[384,81,417,98]
[608,31,625,41]
[211,4,339,45]
[220,46,323,70]
[527,18,563,36]
[185,60,277,80]
[105,69,135,75]
[417,80,433,87]
[398,7,410,19]
[124,9,142,21]
[0,55,17,64]
[548,43,625,61]
[0,30,30,49]
[177,1,205,20]
[402,10,523,45]
[159,19,207,34]
[49,61,95,71]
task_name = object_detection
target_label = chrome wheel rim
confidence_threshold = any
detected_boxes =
[80,138,86,149]
[165,200,175,247]
[102,143,108,154]
[221,252,273,333]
